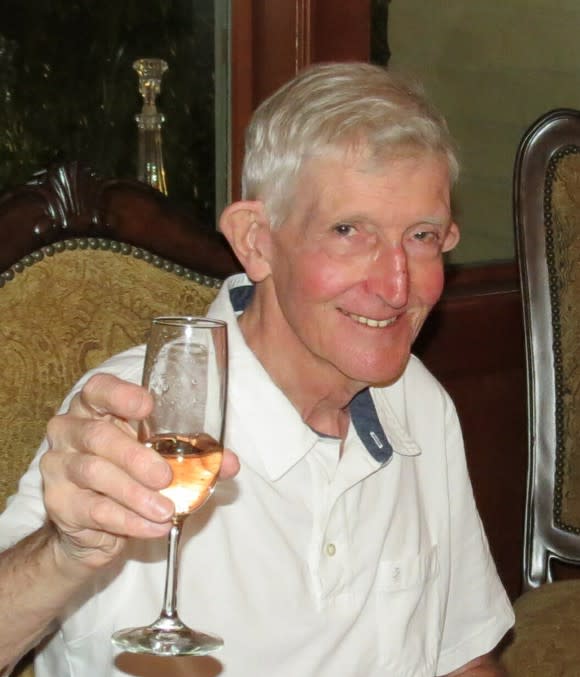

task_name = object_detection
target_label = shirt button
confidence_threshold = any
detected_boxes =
[325,543,337,557]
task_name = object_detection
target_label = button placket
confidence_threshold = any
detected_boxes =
[308,436,351,602]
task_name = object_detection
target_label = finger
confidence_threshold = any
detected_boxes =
[66,452,174,523]
[73,373,153,421]
[47,483,172,542]
[88,496,174,539]
[47,416,172,490]
[219,448,240,480]
[41,447,174,527]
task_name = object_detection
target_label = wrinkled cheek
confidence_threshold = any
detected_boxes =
[295,254,353,301]
[273,256,348,340]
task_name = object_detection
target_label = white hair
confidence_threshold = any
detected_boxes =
[241,62,459,227]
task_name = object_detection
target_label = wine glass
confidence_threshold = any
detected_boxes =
[112,316,228,656]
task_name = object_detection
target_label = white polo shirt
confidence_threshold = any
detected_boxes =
[0,274,514,677]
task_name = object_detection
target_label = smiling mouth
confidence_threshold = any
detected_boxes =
[340,309,399,328]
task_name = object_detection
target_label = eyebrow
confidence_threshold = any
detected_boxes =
[335,213,451,229]
[414,216,451,228]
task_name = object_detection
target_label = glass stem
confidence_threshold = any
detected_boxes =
[161,521,182,620]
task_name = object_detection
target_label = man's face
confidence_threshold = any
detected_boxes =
[260,151,459,388]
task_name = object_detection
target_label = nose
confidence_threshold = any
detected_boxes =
[364,244,409,309]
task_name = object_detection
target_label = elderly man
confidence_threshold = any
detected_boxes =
[0,62,513,676]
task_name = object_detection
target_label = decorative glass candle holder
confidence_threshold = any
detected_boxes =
[133,58,169,195]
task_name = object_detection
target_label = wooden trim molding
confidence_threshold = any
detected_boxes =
[296,0,313,70]
[230,0,253,202]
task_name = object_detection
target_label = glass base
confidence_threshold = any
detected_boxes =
[112,617,223,657]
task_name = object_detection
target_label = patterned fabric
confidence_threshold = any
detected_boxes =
[551,152,580,529]
[500,580,580,675]
[0,243,219,513]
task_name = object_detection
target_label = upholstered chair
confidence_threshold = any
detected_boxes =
[500,110,580,675]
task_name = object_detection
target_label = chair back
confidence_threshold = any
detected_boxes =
[0,162,240,513]
[514,109,580,590]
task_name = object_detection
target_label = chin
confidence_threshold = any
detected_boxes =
[340,351,411,389]
[367,363,410,388]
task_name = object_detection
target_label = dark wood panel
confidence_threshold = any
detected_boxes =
[249,0,370,109]
[231,0,254,202]
[251,0,303,106]
[231,0,371,199]
[416,262,527,600]
[310,0,370,63]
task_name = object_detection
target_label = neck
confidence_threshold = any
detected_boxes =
[237,284,365,439]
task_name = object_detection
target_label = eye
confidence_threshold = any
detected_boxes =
[413,230,438,243]
[404,227,446,259]
[332,222,357,237]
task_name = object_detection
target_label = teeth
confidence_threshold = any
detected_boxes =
[342,311,396,328]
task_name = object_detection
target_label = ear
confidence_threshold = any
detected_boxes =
[219,200,273,282]
[442,222,460,253]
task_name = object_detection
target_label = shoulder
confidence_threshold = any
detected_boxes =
[370,354,461,456]
[92,344,147,383]
[405,353,448,393]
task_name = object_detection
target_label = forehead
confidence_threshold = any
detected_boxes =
[293,151,452,223]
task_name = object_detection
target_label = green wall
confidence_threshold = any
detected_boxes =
[389,0,580,263]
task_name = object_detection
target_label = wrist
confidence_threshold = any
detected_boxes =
[46,521,123,579]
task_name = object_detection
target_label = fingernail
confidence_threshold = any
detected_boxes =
[152,495,174,521]
[126,391,147,416]
[148,459,172,487]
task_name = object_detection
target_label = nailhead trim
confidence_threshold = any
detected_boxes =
[0,237,223,291]
[544,145,580,534]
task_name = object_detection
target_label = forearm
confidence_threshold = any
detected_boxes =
[454,668,505,676]
[0,522,94,669]
[454,668,506,677]
[444,653,507,676]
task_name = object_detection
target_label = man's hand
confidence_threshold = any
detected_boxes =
[444,651,507,676]
[40,373,239,572]
[0,372,239,667]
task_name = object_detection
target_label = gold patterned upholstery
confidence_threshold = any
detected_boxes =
[500,111,580,674]
[502,581,580,675]
[0,240,220,513]
[551,153,580,529]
